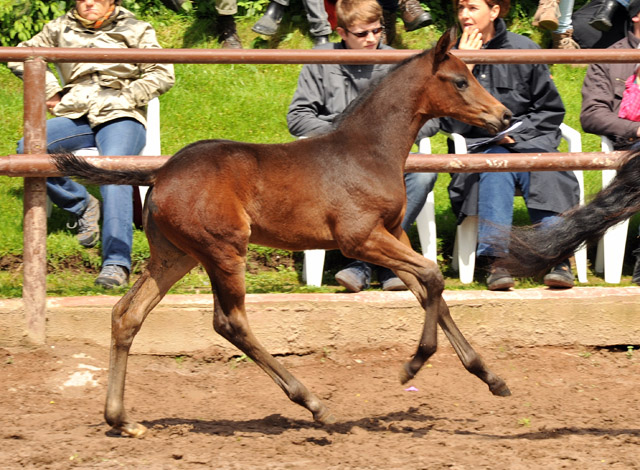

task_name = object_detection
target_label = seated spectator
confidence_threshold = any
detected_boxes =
[252,0,333,45]
[580,0,640,284]
[533,0,580,49]
[9,0,175,288]
[438,0,580,290]
[287,0,437,291]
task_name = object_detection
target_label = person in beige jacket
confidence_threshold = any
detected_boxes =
[10,0,175,288]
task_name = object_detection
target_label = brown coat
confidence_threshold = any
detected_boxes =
[580,30,640,150]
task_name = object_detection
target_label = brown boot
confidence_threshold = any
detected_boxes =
[533,0,559,31]
[381,9,396,45]
[551,29,579,49]
[398,0,432,32]
[218,15,243,49]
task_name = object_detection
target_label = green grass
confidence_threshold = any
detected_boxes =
[1,2,639,297]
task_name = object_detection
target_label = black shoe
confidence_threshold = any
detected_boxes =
[252,2,285,36]
[335,261,371,293]
[312,35,330,47]
[588,0,619,32]
[632,249,640,285]
[543,260,574,289]
[218,15,243,49]
[486,266,515,291]
[378,267,407,291]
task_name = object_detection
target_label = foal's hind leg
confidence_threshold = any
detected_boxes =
[201,253,335,424]
[104,223,198,437]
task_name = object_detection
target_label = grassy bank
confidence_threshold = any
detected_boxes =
[1,2,638,297]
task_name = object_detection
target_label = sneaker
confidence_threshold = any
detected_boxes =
[543,260,574,289]
[631,250,640,285]
[69,194,100,248]
[378,267,407,291]
[486,266,515,291]
[335,261,371,293]
[552,29,580,50]
[95,265,129,289]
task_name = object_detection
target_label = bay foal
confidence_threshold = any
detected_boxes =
[54,28,512,437]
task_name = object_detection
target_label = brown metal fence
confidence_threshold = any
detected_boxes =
[0,47,636,343]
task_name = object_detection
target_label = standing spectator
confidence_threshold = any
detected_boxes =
[252,0,333,45]
[440,0,579,290]
[9,0,175,288]
[159,0,243,48]
[533,0,580,49]
[580,0,640,284]
[287,0,437,291]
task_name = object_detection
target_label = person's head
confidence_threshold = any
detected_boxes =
[336,0,384,50]
[75,0,117,21]
[454,0,509,37]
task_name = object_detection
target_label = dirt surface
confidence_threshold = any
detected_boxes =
[2,340,640,469]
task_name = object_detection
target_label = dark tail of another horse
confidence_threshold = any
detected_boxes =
[51,153,157,187]
[498,149,640,278]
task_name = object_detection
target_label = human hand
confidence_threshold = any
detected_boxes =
[459,27,483,51]
[46,93,62,112]
[498,135,515,145]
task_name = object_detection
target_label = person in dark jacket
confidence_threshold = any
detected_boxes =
[287,0,438,292]
[439,0,580,290]
[580,0,640,284]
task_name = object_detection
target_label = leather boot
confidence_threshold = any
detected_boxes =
[252,1,285,36]
[381,9,396,46]
[398,0,432,32]
[551,29,580,49]
[533,0,560,31]
[217,15,243,49]
[589,0,620,32]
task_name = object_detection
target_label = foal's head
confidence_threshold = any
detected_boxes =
[424,28,511,134]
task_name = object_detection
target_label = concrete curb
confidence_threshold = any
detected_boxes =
[1,287,639,356]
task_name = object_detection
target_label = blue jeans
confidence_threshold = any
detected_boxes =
[402,170,438,232]
[18,116,146,271]
[477,146,557,257]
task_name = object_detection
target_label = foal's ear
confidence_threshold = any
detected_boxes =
[432,26,458,73]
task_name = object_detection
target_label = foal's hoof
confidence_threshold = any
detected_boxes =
[313,408,337,425]
[117,422,148,438]
[398,363,415,385]
[490,381,511,397]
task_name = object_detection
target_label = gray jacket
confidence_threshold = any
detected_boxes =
[8,7,175,128]
[287,41,394,137]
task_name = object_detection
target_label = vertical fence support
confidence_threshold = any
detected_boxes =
[22,58,48,344]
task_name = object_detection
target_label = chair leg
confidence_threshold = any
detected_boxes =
[454,216,478,284]
[303,249,326,286]
[415,191,437,262]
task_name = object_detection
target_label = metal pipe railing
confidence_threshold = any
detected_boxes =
[0,46,634,343]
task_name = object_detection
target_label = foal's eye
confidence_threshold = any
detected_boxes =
[454,78,469,90]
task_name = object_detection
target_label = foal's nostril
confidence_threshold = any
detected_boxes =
[502,109,513,124]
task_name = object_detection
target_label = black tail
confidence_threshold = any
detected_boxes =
[499,149,640,277]
[52,153,157,187]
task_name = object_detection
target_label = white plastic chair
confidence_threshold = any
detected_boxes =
[449,123,588,284]
[595,136,629,283]
[302,138,438,286]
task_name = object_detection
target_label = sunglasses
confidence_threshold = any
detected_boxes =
[345,26,385,38]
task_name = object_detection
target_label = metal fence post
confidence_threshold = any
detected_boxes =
[22,58,48,344]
